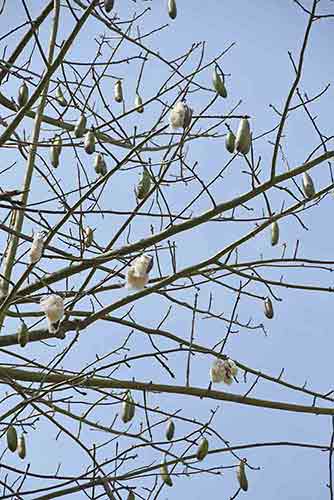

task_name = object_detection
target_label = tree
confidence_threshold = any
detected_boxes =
[0,0,333,498]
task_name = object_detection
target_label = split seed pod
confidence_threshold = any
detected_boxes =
[114,80,123,103]
[56,85,67,107]
[237,459,248,491]
[136,167,151,199]
[6,425,18,452]
[183,103,193,130]
[271,221,279,246]
[212,67,227,98]
[264,297,274,319]
[74,114,87,138]
[168,0,177,19]
[18,322,29,348]
[104,0,114,13]
[127,491,135,500]
[225,130,235,154]
[83,227,94,248]
[160,461,173,487]
[135,94,144,113]
[165,419,175,441]
[84,128,95,155]
[94,153,107,175]
[18,82,28,108]
[196,437,209,461]
[121,391,135,423]
[235,117,251,155]
[17,434,26,460]
[302,172,315,199]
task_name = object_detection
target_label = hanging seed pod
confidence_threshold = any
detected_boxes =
[18,81,28,108]
[165,419,175,441]
[225,130,235,154]
[94,153,107,175]
[104,0,114,13]
[17,434,26,460]
[196,437,209,461]
[168,0,177,19]
[121,392,135,423]
[136,167,151,199]
[114,80,123,103]
[135,94,144,113]
[6,425,18,452]
[237,460,248,491]
[235,117,251,155]
[212,67,227,98]
[271,221,279,246]
[127,491,135,500]
[302,172,315,199]
[83,227,94,248]
[53,135,62,156]
[74,114,87,138]
[183,104,193,130]
[264,297,274,319]
[18,323,29,348]
[84,128,95,155]
[56,85,67,107]
[160,461,173,487]
[50,135,62,168]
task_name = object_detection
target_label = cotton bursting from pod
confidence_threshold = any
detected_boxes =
[136,167,151,199]
[84,128,95,155]
[168,0,177,19]
[196,437,209,461]
[18,322,29,348]
[18,81,28,108]
[160,461,173,487]
[83,227,94,248]
[40,294,64,333]
[212,67,227,98]
[28,231,45,264]
[17,434,26,460]
[271,221,279,246]
[56,85,67,107]
[237,460,248,491]
[225,129,235,154]
[169,101,193,130]
[302,172,315,199]
[74,114,87,138]
[6,425,18,453]
[135,93,144,113]
[126,254,154,290]
[114,80,123,103]
[104,0,114,13]
[121,391,135,423]
[166,419,175,441]
[264,297,274,319]
[94,153,107,176]
[235,117,251,155]
[210,358,238,385]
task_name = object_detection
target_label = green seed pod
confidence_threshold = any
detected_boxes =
[135,94,144,113]
[235,117,251,155]
[18,322,29,348]
[18,81,28,108]
[302,172,315,199]
[114,80,123,103]
[136,167,151,199]
[264,297,274,319]
[165,419,175,441]
[56,85,67,107]
[74,114,87,138]
[196,437,209,461]
[104,0,114,13]
[168,0,177,19]
[127,491,135,500]
[6,425,18,452]
[160,461,173,487]
[50,135,62,168]
[121,392,135,423]
[237,460,248,491]
[17,434,26,460]
[84,129,95,155]
[94,153,107,176]
[271,221,279,246]
[83,227,94,248]
[225,130,235,154]
[53,135,62,156]
[212,68,227,98]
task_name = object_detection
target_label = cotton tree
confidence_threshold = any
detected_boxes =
[0,0,333,499]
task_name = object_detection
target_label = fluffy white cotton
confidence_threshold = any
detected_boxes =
[169,102,187,129]
[40,294,64,333]
[126,255,153,290]
[210,358,238,385]
[28,232,45,264]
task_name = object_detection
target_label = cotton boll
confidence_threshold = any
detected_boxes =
[210,359,225,383]
[40,295,64,333]
[210,358,238,385]
[132,254,153,277]
[126,267,149,290]
[169,102,186,129]
[28,232,45,264]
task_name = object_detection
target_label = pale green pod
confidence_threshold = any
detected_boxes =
[121,392,135,423]
[84,129,95,155]
[18,323,29,348]
[237,460,248,491]
[50,146,59,168]
[235,117,251,155]
[135,94,144,113]
[6,425,18,452]
[225,130,235,154]
[18,82,28,108]
[271,221,279,246]
[168,0,177,19]
[264,297,274,319]
[104,0,114,13]
[160,461,173,487]
[74,114,87,138]
[136,167,151,199]
[196,437,209,461]
[17,434,26,460]
[212,68,227,98]
[114,80,123,103]
[83,227,94,248]
[56,85,67,107]
[302,172,315,199]
[165,419,175,441]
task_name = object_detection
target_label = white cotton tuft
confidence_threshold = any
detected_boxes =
[28,232,45,264]
[169,102,187,129]
[125,255,153,290]
[40,294,64,333]
[210,358,238,385]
